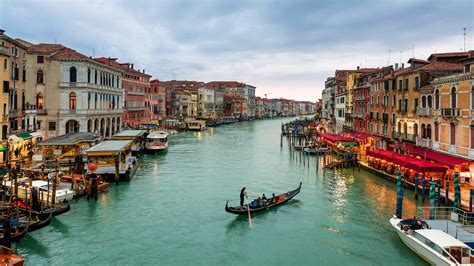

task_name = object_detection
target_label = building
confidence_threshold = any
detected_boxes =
[334,84,346,133]
[197,86,215,118]
[150,80,167,121]
[353,71,374,133]
[0,30,32,139]
[25,44,123,139]
[94,58,152,128]
[322,77,335,122]
[244,84,256,119]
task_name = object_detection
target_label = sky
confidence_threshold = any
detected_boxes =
[1,0,473,101]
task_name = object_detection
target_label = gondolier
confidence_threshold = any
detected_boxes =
[240,187,247,206]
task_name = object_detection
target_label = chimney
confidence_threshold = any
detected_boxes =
[131,64,134,69]
[143,69,145,74]
[0,29,4,36]
[357,66,360,70]
[395,63,399,70]
[402,63,404,69]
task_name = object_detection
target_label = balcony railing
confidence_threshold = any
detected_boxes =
[37,109,47,115]
[394,132,416,142]
[416,138,432,148]
[441,108,460,118]
[0,46,10,56]
[417,107,433,117]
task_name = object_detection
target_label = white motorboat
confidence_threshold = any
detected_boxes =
[186,120,207,131]
[390,217,473,265]
[5,179,75,204]
[145,131,169,153]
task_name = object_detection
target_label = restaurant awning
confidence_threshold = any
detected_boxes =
[367,149,448,173]
[342,142,358,147]
[320,133,354,143]
[15,132,32,139]
[408,146,470,167]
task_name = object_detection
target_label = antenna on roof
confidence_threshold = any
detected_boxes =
[388,49,391,65]
[412,45,415,58]
[463,27,467,52]
[92,49,95,58]
[399,51,402,65]
[54,37,57,44]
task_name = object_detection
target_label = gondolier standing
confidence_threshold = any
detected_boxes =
[240,187,247,206]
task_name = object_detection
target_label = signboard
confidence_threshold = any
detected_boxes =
[53,149,62,155]
[33,154,43,161]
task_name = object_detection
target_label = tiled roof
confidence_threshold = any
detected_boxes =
[94,57,151,77]
[49,47,88,60]
[408,58,430,64]
[417,61,463,72]
[27,43,64,53]
[205,81,245,88]
[428,52,469,61]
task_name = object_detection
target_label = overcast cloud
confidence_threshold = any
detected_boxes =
[1,0,473,100]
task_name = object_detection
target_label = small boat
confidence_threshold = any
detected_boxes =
[304,147,328,155]
[145,131,169,153]
[18,212,52,232]
[186,120,207,131]
[225,182,302,215]
[13,200,71,217]
[0,224,28,246]
[0,246,24,265]
[4,180,75,204]
[390,217,474,265]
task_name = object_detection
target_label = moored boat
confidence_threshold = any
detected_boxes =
[18,212,52,233]
[4,180,75,204]
[390,217,474,265]
[225,182,302,215]
[186,120,207,131]
[304,147,328,155]
[145,131,169,153]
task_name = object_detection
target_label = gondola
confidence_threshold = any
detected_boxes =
[225,182,302,215]
[0,225,28,246]
[13,200,71,217]
[18,212,52,232]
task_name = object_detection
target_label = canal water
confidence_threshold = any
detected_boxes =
[15,118,427,265]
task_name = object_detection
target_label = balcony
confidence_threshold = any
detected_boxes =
[37,109,47,115]
[8,109,19,118]
[416,138,432,148]
[417,108,433,117]
[441,108,460,118]
[0,45,10,56]
[394,132,416,142]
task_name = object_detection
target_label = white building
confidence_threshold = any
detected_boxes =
[335,95,346,133]
[244,84,256,118]
[26,44,123,139]
[198,87,215,118]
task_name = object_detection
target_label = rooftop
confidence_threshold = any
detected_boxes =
[27,43,64,54]
[113,130,146,138]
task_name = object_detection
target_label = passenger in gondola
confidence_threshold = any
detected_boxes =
[240,187,247,206]
[262,194,267,201]
[257,197,263,207]
[270,193,276,204]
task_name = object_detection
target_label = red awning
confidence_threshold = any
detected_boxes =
[320,133,354,143]
[408,147,470,167]
[367,149,447,173]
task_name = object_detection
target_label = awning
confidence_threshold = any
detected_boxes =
[0,145,7,152]
[320,133,354,143]
[342,142,358,147]
[408,147,470,167]
[16,132,32,139]
[29,132,43,139]
[367,149,447,173]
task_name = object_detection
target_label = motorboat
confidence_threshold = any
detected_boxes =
[186,120,207,131]
[390,217,474,265]
[145,131,169,153]
[304,147,328,155]
[4,179,75,204]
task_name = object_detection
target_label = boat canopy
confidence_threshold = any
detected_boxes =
[416,229,470,249]
[86,140,132,154]
[40,132,102,146]
[113,130,146,138]
[147,131,168,139]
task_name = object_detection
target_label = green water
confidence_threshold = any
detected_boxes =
[15,118,427,265]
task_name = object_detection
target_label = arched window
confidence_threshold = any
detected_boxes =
[403,123,407,135]
[94,70,98,84]
[69,92,77,109]
[471,86,474,109]
[398,122,401,133]
[36,93,43,109]
[421,96,426,108]
[414,123,418,137]
[427,124,432,139]
[87,68,91,83]
[70,67,77,83]
[435,89,440,109]
[36,70,44,84]
[421,124,426,138]
[427,95,432,108]
[451,87,457,108]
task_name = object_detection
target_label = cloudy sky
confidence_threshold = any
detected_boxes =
[1,0,473,101]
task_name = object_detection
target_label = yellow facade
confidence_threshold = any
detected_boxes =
[433,74,473,158]
[395,71,421,139]
[0,31,30,139]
